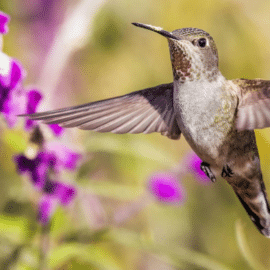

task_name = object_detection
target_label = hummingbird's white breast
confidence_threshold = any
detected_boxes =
[173,75,237,164]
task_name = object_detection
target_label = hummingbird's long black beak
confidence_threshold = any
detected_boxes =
[132,22,179,40]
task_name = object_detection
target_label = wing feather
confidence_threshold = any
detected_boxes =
[21,83,181,140]
[60,105,145,129]
[80,106,152,132]
[235,79,270,131]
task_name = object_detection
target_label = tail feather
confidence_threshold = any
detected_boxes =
[233,179,270,237]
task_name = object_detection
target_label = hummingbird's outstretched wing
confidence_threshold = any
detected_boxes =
[21,83,181,140]
[235,79,270,131]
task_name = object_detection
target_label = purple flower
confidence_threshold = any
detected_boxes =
[14,152,50,190]
[22,89,64,135]
[0,25,26,127]
[49,124,64,136]
[43,180,76,205]
[0,12,10,34]
[3,87,42,128]
[2,80,63,134]
[14,142,81,190]
[3,86,27,128]
[0,52,42,129]
[22,90,63,135]
[0,12,63,135]
[0,56,24,114]
[24,90,43,130]
[0,51,32,128]
[46,141,82,172]
[0,58,23,92]
[184,152,211,184]
[38,195,56,224]
[38,180,77,224]
[148,172,185,204]
[14,142,79,224]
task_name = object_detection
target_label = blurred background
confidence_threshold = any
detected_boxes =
[1,0,270,269]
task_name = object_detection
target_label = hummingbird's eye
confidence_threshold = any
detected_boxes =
[197,38,207,48]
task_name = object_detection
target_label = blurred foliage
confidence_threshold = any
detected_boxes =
[0,0,270,269]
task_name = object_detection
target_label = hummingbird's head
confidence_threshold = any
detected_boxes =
[132,23,219,82]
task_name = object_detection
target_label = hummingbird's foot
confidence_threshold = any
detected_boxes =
[221,165,233,178]
[200,162,216,182]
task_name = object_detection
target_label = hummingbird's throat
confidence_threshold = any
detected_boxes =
[168,40,195,82]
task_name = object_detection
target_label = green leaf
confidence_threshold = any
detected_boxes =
[9,246,39,270]
[50,207,72,238]
[1,129,27,152]
[48,243,121,270]
[0,215,30,244]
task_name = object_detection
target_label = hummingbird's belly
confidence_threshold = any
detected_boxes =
[173,80,237,164]
[179,120,227,163]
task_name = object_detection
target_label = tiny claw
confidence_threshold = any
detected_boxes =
[221,165,233,178]
[200,162,216,182]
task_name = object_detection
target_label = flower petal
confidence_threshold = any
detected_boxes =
[49,124,64,136]
[37,195,57,224]
[14,152,50,190]
[9,60,24,90]
[148,172,185,204]
[0,52,12,87]
[59,184,77,205]
[43,179,77,206]
[0,58,25,126]
[46,141,82,171]
[14,154,35,173]
[25,89,43,130]
[3,86,27,128]
[27,90,42,114]
[0,12,10,34]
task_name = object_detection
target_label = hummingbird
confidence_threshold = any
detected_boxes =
[22,23,270,237]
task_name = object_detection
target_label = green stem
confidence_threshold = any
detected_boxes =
[235,220,268,270]
[39,223,51,270]
[105,228,234,270]
[1,245,23,270]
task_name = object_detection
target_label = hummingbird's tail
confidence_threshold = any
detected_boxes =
[232,177,270,237]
